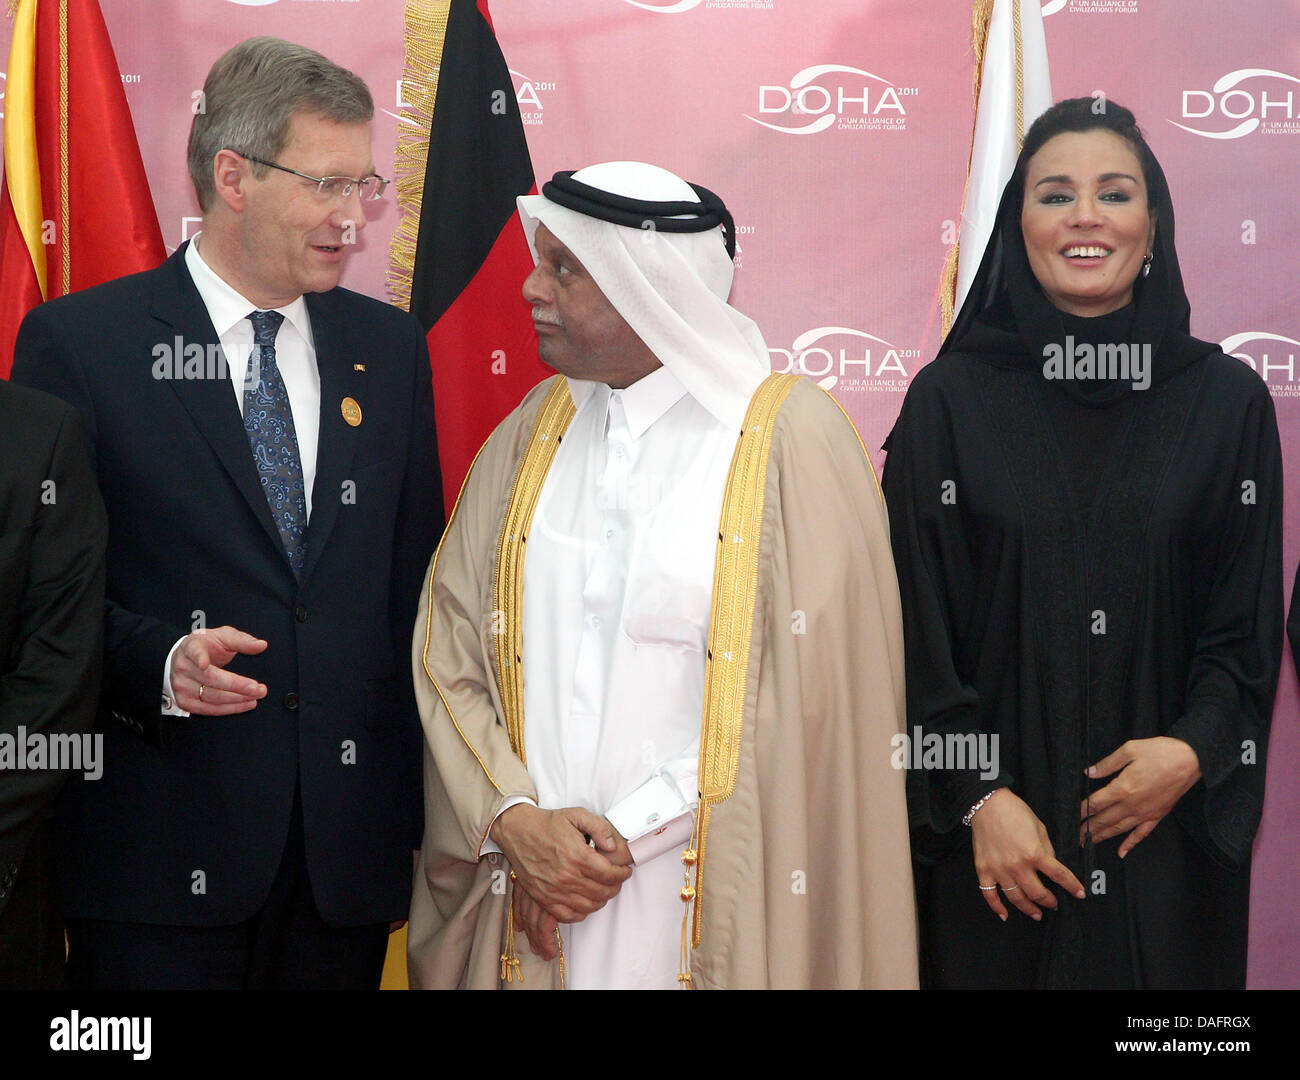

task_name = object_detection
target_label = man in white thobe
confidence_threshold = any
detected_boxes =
[407,161,918,990]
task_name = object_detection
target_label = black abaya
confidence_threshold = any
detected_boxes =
[882,145,1282,990]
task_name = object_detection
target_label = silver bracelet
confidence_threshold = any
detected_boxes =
[962,789,1001,827]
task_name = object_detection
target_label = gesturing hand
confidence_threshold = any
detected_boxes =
[1081,736,1201,857]
[491,805,633,923]
[170,626,268,715]
[971,788,1086,922]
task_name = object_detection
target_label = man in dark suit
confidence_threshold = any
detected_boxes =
[11,36,443,988]
[0,381,106,989]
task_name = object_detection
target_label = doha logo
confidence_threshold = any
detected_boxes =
[770,327,915,392]
[1223,331,1300,396]
[747,64,915,135]
[1171,69,1300,138]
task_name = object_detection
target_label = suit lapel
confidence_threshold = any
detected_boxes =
[301,292,359,582]
[152,246,289,568]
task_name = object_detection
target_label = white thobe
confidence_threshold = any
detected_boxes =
[521,365,735,989]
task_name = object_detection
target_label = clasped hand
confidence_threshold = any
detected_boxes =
[491,804,632,960]
[973,736,1200,921]
[1080,736,1201,856]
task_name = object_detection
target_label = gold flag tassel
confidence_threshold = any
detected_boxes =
[940,0,999,337]
[501,871,524,983]
[387,0,452,311]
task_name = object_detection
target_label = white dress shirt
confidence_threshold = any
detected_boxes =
[161,236,321,715]
[518,365,736,989]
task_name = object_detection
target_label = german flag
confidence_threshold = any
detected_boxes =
[0,0,165,377]
[389,0,547,510]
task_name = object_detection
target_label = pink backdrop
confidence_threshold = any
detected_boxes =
[2,0,1296,988]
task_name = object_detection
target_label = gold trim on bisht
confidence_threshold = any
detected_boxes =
[489,377,575,987]
[679,372,800,986]
[492,377,576,762]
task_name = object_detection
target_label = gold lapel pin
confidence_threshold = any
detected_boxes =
[353,364,366,372]
[341,396,363,427]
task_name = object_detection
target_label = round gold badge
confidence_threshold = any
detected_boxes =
[341,397,362,427]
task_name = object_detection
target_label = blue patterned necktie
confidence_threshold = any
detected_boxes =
[243,310,307,576]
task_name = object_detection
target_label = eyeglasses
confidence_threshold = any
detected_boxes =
[229,150,390,201]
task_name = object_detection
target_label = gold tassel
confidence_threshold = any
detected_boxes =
[677,814,701,988]
[387,0,453,311]
[6,0,21,21]
[555,928,566,990]
[500,871,523,984]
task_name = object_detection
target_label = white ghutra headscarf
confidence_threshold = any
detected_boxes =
[517,161,771,431]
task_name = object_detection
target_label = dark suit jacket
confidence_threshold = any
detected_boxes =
[0,381,106,926]
[11,243,443,927]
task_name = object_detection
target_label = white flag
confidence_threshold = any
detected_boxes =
[954,0,1054,314]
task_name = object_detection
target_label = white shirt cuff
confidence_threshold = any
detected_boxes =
[606,773,694,852]
[479,795,537,857]
[161,636,190,716]
[626,811,694,866]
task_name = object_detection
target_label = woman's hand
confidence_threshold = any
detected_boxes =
[1080,737,1201,857]
[971,788,1086,921]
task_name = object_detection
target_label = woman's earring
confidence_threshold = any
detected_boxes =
[1141,252,1154,278]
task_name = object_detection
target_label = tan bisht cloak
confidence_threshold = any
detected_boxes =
[408,372,918,989]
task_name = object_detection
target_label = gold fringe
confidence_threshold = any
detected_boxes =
[1013,0,1025,144]
[940,0,998,337]
[59,0,70,296]
[387,0,453,310]
[6,0,21,21]
[939,241,960,338]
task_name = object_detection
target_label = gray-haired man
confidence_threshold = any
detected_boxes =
[12,37,443,988]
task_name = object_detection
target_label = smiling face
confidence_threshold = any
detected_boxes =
[232,110,374,308]
[521,222,661,387]
[1020,129,1156,318]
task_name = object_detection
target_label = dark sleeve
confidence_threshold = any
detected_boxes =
[1168,374,1282,867]
[389,322,445,850]
[881,369,1013,837]
[11,305,183,746]
[0,406,107,876]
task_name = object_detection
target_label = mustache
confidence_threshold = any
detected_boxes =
[531,308,563,327]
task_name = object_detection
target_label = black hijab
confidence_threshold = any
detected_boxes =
[938,117,1219,399]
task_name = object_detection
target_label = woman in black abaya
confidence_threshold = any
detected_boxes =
[882,98,1282,989]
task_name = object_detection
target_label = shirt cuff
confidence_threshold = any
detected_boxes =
[161,636,190,717]
[626,811,694,866]
[606,773,694,848]
[480,795,537,857]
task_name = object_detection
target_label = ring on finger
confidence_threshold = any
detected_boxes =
[978,882,998,891]
[1001,883,1020,892]
[198,684,206,701]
